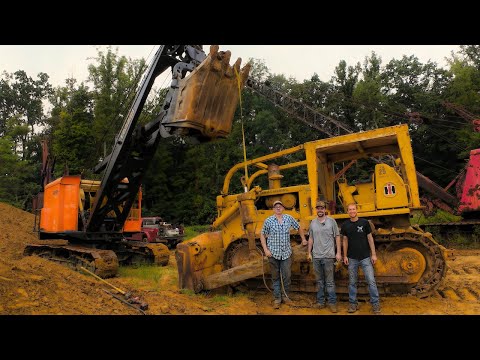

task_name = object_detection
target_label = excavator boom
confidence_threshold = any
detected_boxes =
[27,45,251,277]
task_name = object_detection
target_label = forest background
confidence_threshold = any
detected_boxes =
[1,45,479,226]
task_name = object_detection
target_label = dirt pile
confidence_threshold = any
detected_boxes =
[0,202,137,315]
[0,202,260,315]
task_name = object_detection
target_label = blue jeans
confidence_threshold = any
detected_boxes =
[313,258,337,305]
[348,257,380,306]
[268,256,292,300]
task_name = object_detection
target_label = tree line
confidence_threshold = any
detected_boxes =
[1,45,480,225]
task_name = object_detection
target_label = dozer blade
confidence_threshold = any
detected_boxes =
[202,243,309,291]
[203,257,268,291]
[163,45,251,140]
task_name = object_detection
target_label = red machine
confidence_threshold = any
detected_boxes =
[126,216,184,249]
[457,148,480,216]
[417,103,480,239]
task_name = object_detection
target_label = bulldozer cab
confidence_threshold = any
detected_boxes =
[336,162,410,215]
[306,124,421,218]
[216,124,421,221]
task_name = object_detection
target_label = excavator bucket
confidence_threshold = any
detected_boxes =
[162,45,251,141]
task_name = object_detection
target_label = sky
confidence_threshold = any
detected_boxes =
[0,45,461,88]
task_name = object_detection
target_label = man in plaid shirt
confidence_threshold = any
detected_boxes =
[260,200,307,309]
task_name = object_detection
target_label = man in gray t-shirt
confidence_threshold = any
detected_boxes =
[307,200,342,312]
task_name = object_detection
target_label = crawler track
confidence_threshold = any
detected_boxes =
[373,225,448,297]
[24,244,118,278]
[24,241,170,278]
[223,226,448,298]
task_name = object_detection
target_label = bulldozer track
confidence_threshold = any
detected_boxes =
[223,227,448,298]
[456,287,478,301]
[374,226,447,297]
[448,266,480,275]
[467,287,480,299]
[462,266,479,274]
[438,250,480,303]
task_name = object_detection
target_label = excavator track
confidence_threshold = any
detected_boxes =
[144,243,170,266]
[24,241,170,279]
[23,244,119,278]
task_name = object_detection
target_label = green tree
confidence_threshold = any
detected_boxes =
[0,72,16,137]
[0,70,52,160]
[353,52,389,130]
[329,60,362,130]
[0,134,39,208]
[87,46,147,160]
[52,84,96,175]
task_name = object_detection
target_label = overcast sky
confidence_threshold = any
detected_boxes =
[0,45,461,88]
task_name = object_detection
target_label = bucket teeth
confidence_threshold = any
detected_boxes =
[163,45,251,140]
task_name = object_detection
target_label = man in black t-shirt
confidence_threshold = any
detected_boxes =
[340,203,381,314]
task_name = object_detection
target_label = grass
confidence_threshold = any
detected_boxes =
[410,209,462,225]
[179,288,196,296]
[410,210,480,248]
[118,264,178,291]
[211,295,228,302]
[425,227,480,249]
[178,286,245,308]
[182,225,212,240]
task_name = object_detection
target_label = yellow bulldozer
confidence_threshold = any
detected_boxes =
[176,124,448,298]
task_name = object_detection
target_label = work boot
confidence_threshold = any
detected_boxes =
[328,303,338,313]
[347,303,358,313]
[372,303,381,314]
[282,296,293,304]
[273,299,281,309]
[313,303,326,309]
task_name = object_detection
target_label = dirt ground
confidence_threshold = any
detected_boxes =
[1,201,479,315]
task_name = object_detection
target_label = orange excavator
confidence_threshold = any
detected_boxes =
[26,45,251,278]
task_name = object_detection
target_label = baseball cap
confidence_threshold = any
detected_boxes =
[273,200,284,208]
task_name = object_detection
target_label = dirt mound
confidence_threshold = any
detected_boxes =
[0,202,137,315]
